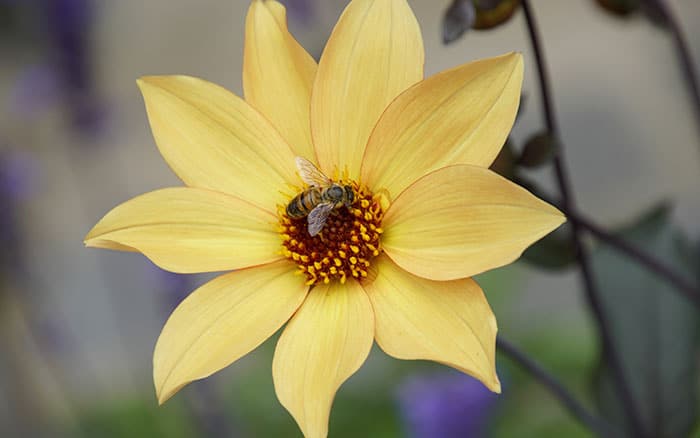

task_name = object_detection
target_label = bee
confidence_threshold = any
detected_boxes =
[286,157,355,236]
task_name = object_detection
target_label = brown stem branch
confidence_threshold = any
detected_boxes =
[520,1,648,436]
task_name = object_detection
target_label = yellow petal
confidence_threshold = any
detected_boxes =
[364,255,500,392]
[154,261,308,403]
[84,188,282,273]
[263,0,286,24]
[311,0,424,179]
[273,280,374,438]
[243,0,317,159]
[137,75,298,210]
[362,53,523,197]
[84,239,137,253]
[382,165,565,280]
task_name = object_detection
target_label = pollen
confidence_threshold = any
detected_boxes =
[279,181,384,286]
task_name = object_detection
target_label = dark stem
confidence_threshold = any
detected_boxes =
[659,0,700,135]
[570,211,700,306]
[497,337,617,437]
[517,177,700,307]
[520,1,648,437]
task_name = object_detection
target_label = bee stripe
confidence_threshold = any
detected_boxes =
[300,192,312,211]
[303,189,321,211]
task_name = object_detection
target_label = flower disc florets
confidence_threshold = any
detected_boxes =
[279,180,384,285]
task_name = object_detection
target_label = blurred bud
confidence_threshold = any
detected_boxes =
[639,0,670,27]
[442,0,475,45]
[472,0,520,30]
[490,138,516,180]
[595,0,669,27]
[442,0,520,44]
[517,131,558,168]
[595,0,639,16]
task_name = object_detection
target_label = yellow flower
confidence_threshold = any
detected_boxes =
[85,0,564,436]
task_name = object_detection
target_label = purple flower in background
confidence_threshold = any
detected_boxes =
[0,149,35,271]
[397,371,500,438]
[42,0,91,90]
[9,63,60,117]
[8,0,107,137]
[152,267,193,315]
[0,150,35,201]
[285,0,314,24]
[42,0,107,135]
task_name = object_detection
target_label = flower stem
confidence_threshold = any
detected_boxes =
[496,336,617,437]
[569,210,700,305]
[517,177,700,307]
[658,0,700,137]
[520,1,647,437]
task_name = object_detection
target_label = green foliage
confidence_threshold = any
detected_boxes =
[226,354,403,437]
[70,398,197,438]
[592,205,700,437]
[490,139,517,180]
[521,228,577,271]
[494,330,598,438]
[517,131,558,168]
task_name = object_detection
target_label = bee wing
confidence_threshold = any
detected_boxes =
[296,156,331,187]
[307,202,334,236]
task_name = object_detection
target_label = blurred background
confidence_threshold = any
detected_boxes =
[0,0,699,436]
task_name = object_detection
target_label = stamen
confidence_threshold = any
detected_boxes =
[278,180,384,286]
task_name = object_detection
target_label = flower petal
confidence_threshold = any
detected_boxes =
[364,255,500,392]
[273,280,374,438]
[311,0,424,179]
[382,165,565,280]
[84,187,282,273]
[362,53,523,197]
[137,75,298,210]
[154,261,308,403]
[243,0,317,159]
[84,239,137,253]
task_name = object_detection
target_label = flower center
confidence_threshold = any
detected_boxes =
[279,180,384,286]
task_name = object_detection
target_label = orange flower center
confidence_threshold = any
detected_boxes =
[279,180,384,286]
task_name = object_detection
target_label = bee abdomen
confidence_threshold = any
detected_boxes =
[286,189,322,218]
[286,197,304,218]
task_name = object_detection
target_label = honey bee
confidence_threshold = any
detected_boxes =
[286,157,355,236]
